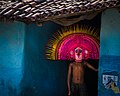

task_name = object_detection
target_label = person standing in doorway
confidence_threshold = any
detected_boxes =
[67,47,98,96]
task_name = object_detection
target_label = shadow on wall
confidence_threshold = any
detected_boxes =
[20,86,36,96]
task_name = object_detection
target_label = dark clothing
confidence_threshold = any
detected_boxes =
[71,82,87,96]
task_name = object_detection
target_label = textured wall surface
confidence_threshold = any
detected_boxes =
[0,21,25,96]
[98,8,120,96]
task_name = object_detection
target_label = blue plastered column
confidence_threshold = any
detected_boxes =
[0,21,25,96]
[98,8,120,96]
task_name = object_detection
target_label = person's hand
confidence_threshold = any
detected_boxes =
[95,69,98,72]
[68,90,71,96]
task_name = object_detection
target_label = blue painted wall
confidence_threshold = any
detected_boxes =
[98,8,120,96]
[0,21,25,96]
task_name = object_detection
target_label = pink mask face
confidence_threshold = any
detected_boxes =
[75,47,82,62]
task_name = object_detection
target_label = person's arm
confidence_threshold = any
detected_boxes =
[85,62,98,72]
[67,63,72,96]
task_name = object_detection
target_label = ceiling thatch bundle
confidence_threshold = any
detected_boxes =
[0,0,120,25]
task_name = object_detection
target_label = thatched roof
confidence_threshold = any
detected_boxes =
[0,0,120,23]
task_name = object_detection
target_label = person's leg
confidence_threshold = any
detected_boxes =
[79,84,87,96]
[71,83,78,96]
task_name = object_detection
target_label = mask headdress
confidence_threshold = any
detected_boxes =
[46,25,100,60]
